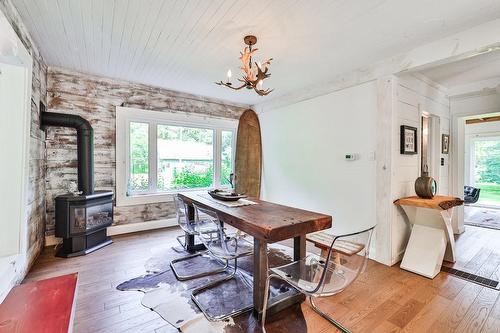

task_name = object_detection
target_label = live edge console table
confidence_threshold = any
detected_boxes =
[394,195,464,279]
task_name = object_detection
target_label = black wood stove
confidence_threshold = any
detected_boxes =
[41,111,113,257]
[54,191,113,257]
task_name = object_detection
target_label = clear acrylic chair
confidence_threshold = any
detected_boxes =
[169,195,228,281]
[261,226,375,333]
[191,203,254,321]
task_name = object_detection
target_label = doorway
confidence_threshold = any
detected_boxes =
[463,116,500,230]
[420,113,440,182]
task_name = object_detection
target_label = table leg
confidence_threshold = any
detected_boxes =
[185,203,205,253]
[253,238,268,315]
[294,235,306,261]
[440,209,456,263]
[399,206,450,278]
[252,236,307,318]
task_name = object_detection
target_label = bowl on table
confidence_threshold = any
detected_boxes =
[208,190,247,201]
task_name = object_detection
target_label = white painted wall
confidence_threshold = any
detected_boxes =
[257,76,451,266]
[465,121,500,186]
[259,81,377,252]
[389,74,450,264]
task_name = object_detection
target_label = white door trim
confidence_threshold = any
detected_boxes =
[451,109,500,234]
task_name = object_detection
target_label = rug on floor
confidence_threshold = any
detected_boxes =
[117,242,308,333]
[464,206,500,230]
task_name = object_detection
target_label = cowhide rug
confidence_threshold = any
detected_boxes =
[117,241,308,333]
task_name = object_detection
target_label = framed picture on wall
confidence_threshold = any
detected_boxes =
[442,134,450,154]
[400,125,418,155]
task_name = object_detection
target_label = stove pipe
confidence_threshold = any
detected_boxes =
[41,112,94,195]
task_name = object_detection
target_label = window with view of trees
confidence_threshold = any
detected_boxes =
[221,130,234,186]
[129,122,149,192]
[473,138,500,205]
[157,125,214,191]
[126,117,235,197]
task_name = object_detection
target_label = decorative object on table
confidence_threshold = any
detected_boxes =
[415,165,437,198]
[442,134,450,154]
[229,172,235,188]
[400,125,418,154]
[235,109,262,198]
[208,189,247,201]
[216,35,273,96]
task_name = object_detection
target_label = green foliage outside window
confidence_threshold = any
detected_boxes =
[474,139,500,204]
[170,164,214,189]
[128,123,233,193]
[220,131,233,186]
[475,140,500,184]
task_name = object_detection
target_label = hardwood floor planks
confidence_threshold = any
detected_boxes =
[400,295,450,333]
[456,287,499,332]
[428,283,484,332]
[21,226,500,333]
[387,298,425,328]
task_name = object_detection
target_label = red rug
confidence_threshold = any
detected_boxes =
[0,273,78,333]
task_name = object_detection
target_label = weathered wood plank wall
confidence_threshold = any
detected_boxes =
[46,67,247,234]
[0,0,47,270]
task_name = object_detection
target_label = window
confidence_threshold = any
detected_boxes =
[129,122,149,192]
[156,125,214,191]
[116,107,237,206]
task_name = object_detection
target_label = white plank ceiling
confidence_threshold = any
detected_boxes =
[420,49,500,88]
[11,0,500,105]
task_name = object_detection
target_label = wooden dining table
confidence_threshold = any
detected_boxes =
[179,191,332,316]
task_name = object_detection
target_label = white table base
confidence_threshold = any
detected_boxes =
[399,206,456,279]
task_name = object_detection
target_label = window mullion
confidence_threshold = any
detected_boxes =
[125,120,131,196]
[149,122,158,193]
[214,129,221,188]
[232,129,236,176]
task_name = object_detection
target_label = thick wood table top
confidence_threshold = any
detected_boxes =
[179,192,332,243]
[394,195,464,210]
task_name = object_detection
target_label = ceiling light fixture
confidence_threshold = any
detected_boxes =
[216,35,273,96]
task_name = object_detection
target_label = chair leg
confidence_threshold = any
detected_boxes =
[170,251,228,281]
[191,259,252,321]
[170,234,188,253]
[309,296,351,333]
[260,273,279,333]
[176,234,187,248]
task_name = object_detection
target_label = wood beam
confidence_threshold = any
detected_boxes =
[466,116,500,124]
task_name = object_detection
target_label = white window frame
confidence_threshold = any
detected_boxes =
[116,106,237,206]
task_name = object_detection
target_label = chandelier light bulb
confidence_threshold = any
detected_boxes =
[227,69,232,79]
[257,80,263,90]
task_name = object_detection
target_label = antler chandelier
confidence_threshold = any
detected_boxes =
[216,35,273,96]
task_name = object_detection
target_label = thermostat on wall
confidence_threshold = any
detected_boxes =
[345,153,358,161]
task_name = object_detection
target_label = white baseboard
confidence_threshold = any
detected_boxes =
[45,218,178,247]
[107,218,178,236]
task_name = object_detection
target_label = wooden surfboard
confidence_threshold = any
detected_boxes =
[235,109,262,198]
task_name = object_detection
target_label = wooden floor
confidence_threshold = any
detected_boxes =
[24,225,500,333]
